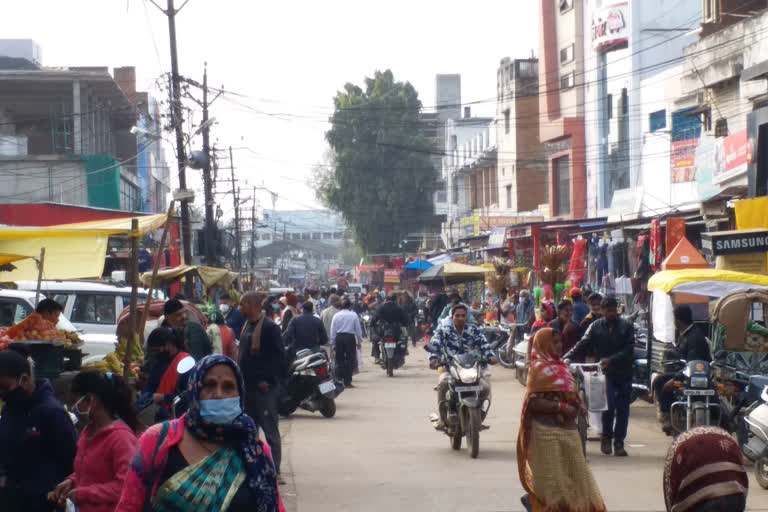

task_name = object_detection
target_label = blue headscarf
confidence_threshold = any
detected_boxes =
[185,354,279,510]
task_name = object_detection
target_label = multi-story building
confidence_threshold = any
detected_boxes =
[539,0,587,219]
[494,57,547,216]
[430,74,463,220]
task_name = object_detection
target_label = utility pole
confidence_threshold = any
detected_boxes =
[251,186,256,269]
[201,63,216,267]
[150,0,193,297]
[229,146,241,270]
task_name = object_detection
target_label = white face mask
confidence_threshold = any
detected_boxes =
[219,304,231,315]
[73,395,92,417]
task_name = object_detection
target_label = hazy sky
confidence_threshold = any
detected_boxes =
[6,0,539,219]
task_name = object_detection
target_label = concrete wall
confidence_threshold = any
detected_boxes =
[436,74,461,122]
[0,157,87,205]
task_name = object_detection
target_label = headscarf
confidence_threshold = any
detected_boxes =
[184,355,279,510]
[285,293,298,307]
[663,426,747,512]
[526,327,575,395]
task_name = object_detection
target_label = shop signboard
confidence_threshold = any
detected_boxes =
[671,139,698,183]
[697,130,753,200]
[592,2,629,51]
[700,229,768,256]
[383,269,400,284]
[714,130,752,184]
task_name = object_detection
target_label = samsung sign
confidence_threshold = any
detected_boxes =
[701,230,768,256]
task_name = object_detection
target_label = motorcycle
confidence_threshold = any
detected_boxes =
[278,348,343,418]
[361,311,371,338]
[481,324,512,369]
[741,385,768,489]
[378,323,408,377]
[666,359,721,435]
[631,326,651,404]
[427,348,491,459]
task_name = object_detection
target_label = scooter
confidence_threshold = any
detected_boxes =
[378,323,408,377]
[279,348,343,418]
[741,385,768,489]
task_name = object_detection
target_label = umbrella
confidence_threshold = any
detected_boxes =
[418,262,492,285]
[405,258,433,271]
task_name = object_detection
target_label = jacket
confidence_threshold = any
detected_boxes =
[373,302,408,328]
[115,417,284,512]
[225,307,246,339]
[282,312,328,352]
[320,306,340,337]
[183,322,212,360]
[673,324,712,362]
[565,317,635,380]
[69,421,138,512]
[572,300,590,325]
[238,317,286,389]
[0,380,77,511]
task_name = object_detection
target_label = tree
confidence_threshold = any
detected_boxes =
[313,70,437,254]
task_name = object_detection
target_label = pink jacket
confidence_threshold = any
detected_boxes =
[70,420,138,512]
[115,416,284,512]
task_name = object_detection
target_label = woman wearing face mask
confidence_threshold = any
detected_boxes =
[48,371,140,512]
[117,354,285,512]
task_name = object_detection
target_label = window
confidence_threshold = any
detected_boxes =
[560,44,574,64]
[301,233,310,240]
[606,94,613,120]
[72,295,116,325]
[559,0,573,13]
[292,233,300,240]
[506,185,512,209]
[120,179,140,212]
[262,233,271,241]
[560,72,575,90]
[0,299,31,327]
[436,189,447,203]
[452,178,459,204]
[155,181,164,212]
[502,167,505,177]
[702,108,713,132]
[323,232,332,239]
[312,232,321,240]
[554,156,571,216]
[333,232,342,239]
[504,109,511,134]
[649,110,667,132]
[715,118,728,137]
[621,88,629,116]
[703,0,721,23]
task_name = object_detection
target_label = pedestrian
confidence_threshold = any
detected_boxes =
[280,293,299,333]
[565,297,635,457]
[321,293,342,338]
[515,290,536,337]
[116,355,285,512]
[48,371,140,512]
[663,426,748,512]
[577,292,604,338]
[238,291,286,478]
[571,288,590,325]
[0,348,77,512]
[548,300,578,355]
[220,294,245,337]
[138,327,192,423]
[206,311,239,361]
[575,292,604,439]
[283,301,328,353]
[517,328,605,512]
[162,299,212,360]
[330,298,363,388]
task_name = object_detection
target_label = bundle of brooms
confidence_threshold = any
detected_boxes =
[538,245,572,289]
[487,257,513,295]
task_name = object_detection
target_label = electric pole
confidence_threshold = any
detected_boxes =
[201,63,216,267]
[229,146,241,270]
[251,186,256,269]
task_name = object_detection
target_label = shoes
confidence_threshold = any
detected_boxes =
[613,442,628,457]
[434,419,446,431]
[521,493,532,512]
[345,383,354,388]
[661,412,674,435]
[277,474,287,485]
[600,437,613,455]
[374,358,381,365]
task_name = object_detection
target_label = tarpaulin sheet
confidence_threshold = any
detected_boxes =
[648,269,768,295]
[0,213,167,240]
[735,197,768,231]
[141,265,237,289]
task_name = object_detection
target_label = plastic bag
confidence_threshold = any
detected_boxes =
[65,499,78,512]
[584,370,608,412]
[356,347,363,368]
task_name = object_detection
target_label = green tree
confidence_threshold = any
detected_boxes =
[314,70,437,254]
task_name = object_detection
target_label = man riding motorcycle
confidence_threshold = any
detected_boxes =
[371,295,409,363]
[428,303,498,429]
[654,304,712,435]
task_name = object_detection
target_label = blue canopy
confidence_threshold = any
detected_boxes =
[405,258,433,271]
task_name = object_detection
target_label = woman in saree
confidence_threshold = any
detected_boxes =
[517,328,606,512]
[116,354,284,512]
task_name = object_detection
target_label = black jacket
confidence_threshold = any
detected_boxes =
[673,324,712,362]
[238,317,286,389]
[373,302,409,327]
[283,312,328,352]
[0,380,77,512]
[565,317,635,380]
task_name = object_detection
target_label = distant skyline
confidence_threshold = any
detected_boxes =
[5,0,539,219]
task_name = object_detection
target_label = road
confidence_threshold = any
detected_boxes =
[279,344,768,512]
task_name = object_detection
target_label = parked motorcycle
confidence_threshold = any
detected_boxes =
[378,323,408,377]
[666,359,721,435]
[427,348,491,459]
[741,384,768,489]
[481,325,512,369]
[631,326,651,403]
[278,348,343,418]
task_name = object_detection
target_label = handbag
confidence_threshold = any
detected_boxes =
[143,421,170,512]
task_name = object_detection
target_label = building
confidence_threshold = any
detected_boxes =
[0,41,166,213]
[581,0,703,219]
[494,57,547,216]
[429,74,463,221]
[539,0,587,220]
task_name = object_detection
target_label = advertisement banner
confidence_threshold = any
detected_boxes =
[670,139,698,183]
[715,129,751,184]
[383,269,400,284]
[592,2,629,50]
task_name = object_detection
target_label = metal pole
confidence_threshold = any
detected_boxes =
[201,63,216,267]
[34,248,45,307]
[138,202,176,339]
[251,186,256,269]
[166,0,194,297]
[124,218,140,381]
[229,146,241,270]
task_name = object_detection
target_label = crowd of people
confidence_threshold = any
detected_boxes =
[0,284,753,512]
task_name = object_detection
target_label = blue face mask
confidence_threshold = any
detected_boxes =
[199,397,242,424]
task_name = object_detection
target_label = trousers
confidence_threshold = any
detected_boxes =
[602,376,632,444]
[653,373,676,413]
[335,333,357,386]
[245,388,282,474]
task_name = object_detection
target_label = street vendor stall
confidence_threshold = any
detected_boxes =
[140,264,238,292]
[418,262,491,286]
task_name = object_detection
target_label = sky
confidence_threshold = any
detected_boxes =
[5,0,539,220]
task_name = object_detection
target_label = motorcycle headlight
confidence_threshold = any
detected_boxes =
[690,376,709,388]
[458,367,479,383]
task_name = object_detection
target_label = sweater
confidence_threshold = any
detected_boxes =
[69,421,138,512]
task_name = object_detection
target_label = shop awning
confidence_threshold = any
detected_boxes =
[418,262,492,285]
[140,265,237,289]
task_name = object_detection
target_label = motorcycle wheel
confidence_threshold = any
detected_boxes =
[467,407,481,459]
[756,459,768,489]
[496,342,514,369]
[386,358,394,377]
[278,401,298,417]
[319,398,336,418]
[450,431,462,450]
[693,407,707,427]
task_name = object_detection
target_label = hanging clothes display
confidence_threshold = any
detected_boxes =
[568,238,587,286]
[665,218,686,257]
[649,219,663,271]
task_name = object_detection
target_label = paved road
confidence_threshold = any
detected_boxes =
[280,344,768,512]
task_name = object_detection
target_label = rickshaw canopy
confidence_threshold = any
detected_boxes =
[648,269,768,296]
